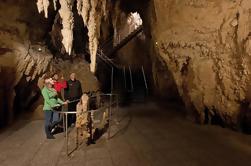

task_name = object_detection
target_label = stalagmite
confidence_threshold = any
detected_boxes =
[76,94,90,139]
[76,94,89,128]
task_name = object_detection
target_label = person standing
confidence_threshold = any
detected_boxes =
[64,73,83,126]
[41,77,68,139]
[51,72,68,132]
[53,72,67,96]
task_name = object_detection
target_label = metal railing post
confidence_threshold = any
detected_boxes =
[55,93,119,156]
[129,66,134,92]
[63,114,66,137]
[66,113,68,155]
[108,94,112,139]
[111,67,114,93]
[116,95,119,113]
[141,66,148,95]
[123,66,127,89]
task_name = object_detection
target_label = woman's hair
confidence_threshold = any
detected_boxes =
[38,72,55,89]
[43,72,54,86]
[43,73,50,80]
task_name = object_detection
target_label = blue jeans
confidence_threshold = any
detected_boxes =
[44,111,59,137]
[53,112,59,123]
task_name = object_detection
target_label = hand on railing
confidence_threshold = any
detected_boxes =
[64,100,70,105]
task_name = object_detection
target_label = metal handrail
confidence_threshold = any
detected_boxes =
[111,67,114,93]
[141,66,148,95]
[123,66,127,89]
[54,93,119,156]
[129,66,134,92]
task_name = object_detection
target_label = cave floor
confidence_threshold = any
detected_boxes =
[1,102,251,166]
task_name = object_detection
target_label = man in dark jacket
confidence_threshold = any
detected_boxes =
[64,73,83,126]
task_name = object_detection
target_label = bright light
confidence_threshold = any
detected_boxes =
[127,12,142,28]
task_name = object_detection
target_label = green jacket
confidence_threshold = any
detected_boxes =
[41,86,64,111]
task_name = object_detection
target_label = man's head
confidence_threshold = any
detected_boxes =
[70,73,76,81]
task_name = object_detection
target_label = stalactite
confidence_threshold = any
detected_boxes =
[37,0,109,73]
[43,0,50,18]
[102,0,107,20]
[36,0,44,13]
[53,0,57,11]
[88,0,107,72]
[76,0,107,72]
[80,0,91,26]
[77,0,83,15]
[88,0,98,73]
[58,0,74,55]
[36,0,50,18]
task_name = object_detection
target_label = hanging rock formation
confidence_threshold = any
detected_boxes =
[37,0,108,73]
[58,0,74,55]
[36,0,50,18]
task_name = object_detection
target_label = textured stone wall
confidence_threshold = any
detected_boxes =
[148,0,251,127]
[0,1,54,125]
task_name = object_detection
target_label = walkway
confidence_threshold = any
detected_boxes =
[0,102,251,166]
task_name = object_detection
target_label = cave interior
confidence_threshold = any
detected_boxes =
[1,0,251,165]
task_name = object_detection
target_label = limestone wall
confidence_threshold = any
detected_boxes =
[148,0,251,127]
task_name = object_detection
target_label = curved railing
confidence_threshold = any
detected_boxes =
[54,93,119,156]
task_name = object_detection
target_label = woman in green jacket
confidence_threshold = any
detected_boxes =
[41,78,68,139]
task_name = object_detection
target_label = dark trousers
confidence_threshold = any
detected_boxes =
[44,111,59,137]
[68,101,78,125]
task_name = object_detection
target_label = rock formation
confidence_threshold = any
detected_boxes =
[37,0,108,72]
[76,94,90,140]
[0,1,54,125]
[3,0,251,130]
[0,1,100,127]
[36,0,50,18]
[146,0,251,127]
[58,0,74,55]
